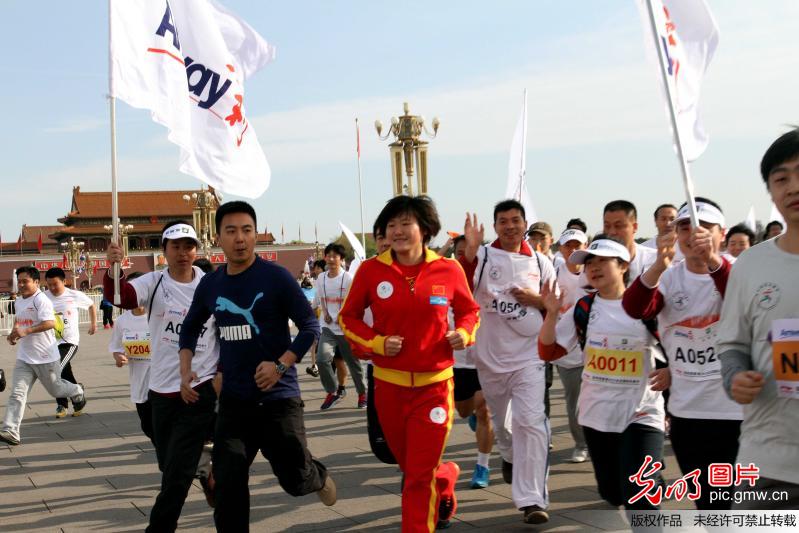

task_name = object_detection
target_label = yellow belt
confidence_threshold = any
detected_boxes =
[372,365,453,388]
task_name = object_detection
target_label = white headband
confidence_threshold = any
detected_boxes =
[675,202,725,227]
[161,223,200,245]
[569,239,631,264]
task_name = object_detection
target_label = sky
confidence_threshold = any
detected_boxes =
[1,0,796,247]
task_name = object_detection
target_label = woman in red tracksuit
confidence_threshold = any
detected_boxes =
[339,195,480,533]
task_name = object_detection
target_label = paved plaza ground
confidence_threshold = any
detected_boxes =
[0,328,686,532]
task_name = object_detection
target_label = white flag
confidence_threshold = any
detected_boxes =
[110,0,275,198]
[744,206,756,233]
[505,90,537,223]
[639,0,719,162]
[339,222,366,261]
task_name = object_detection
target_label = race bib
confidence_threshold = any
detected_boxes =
[669,325,720,381]
[772,319,799,400]
[584,335,645,387]
[123,336,151,361]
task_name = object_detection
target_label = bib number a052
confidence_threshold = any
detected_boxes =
[669,325,720,381]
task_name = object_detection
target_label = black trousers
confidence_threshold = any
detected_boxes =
[366,364,397,464]
[135,400,155,444]
[544,362,553,418]
[213,393,327,533]
[102,305,114,326]
[583,423,665,510]
[56,343,79,408]
[670,415,741,510]
[146,381,216,533]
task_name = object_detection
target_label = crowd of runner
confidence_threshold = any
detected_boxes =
[0,129,797,532]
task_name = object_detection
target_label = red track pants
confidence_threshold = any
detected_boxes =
[375,377,455,533]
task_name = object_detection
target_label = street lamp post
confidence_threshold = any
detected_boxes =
[104,221,134,255]
[60,237,86,288]
[182,188,219,257]
[375,102,440,197]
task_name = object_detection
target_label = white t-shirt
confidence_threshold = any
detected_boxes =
[628,243,658,286]
[555,296,664,433]
[472,246,557,372]
[554,265,587,369]
[129,267,218,394]
[46,288,94,346]
[654,262,743,420]
[109,311,151,404]
[14,290,61,365]
[312,269,352,336]
[641,237,685,263]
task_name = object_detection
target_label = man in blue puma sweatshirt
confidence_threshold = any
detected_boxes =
[179,201,334,532]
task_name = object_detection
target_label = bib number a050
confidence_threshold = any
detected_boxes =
[490,298,522,317]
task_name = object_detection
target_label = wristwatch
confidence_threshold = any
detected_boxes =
[276,362,289,376]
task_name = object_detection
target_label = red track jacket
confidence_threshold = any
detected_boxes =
[339,248,480,374]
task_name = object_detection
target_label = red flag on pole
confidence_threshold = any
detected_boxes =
[37,232,43,253]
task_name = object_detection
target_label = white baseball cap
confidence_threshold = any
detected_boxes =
[558,229,588,246]
[161,223,200,246]
[675,201,725,227]
[569,238,631,264]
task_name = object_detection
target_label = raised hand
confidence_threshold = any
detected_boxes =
[463,212,484,261]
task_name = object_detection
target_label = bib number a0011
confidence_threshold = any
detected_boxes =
[670,325,720,381]
[772,318,799,400]
[584,335,645,387]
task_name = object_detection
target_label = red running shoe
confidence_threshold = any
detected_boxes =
[435,461,460,529]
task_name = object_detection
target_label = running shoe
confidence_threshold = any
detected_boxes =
[522,505,549,524]
[336,386,347,399]
[55,406,68,419]
[570,447,589,463]
[435,462,460,529]
[306,364,319,378]
[0,429,20,446]
[0,368,6,392]
[357,393,367,409]
[70,387,87,416]
[317,475,337,506]
[320,393,341,410]
[467,413,477,432]
[470,464,489,489]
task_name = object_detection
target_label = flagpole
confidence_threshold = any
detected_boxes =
[109,0,121,304]
[355,118,366,251]
[517,89,527,202]
[644,0,699,228]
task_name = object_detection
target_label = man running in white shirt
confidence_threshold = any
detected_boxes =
[44,267,96,418]
[459,200,554,525]
[313,243,366,410]
[552,229,590,463]
[104,221,219,532]
[718,129,799,509]
[603,200,658,284]
[0,267,86,446]
[624,198,743,509]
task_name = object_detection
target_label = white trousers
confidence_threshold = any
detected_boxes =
[478,363,550,509]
